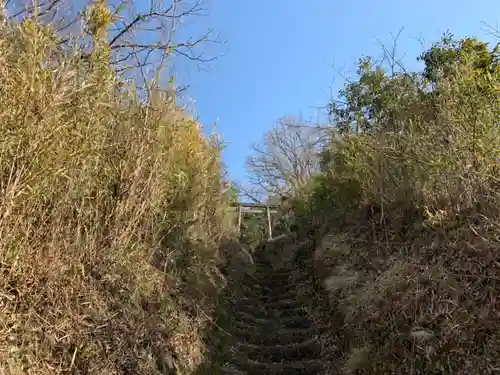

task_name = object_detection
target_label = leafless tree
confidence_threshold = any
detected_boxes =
[106,0,220,71]
[246,116,329,197]
[232,181,266,203]
[4,0,222,90]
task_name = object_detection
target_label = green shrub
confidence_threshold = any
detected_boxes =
[296,36,500,374]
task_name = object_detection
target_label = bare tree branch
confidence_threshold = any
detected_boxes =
[106,0,222,73]
[232,182,264,204]
[481,21,500,39]
[247,116,328,197]
[5,0,223,90]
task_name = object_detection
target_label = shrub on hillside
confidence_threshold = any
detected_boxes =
[296,36,500,374]
[0,14,231,375]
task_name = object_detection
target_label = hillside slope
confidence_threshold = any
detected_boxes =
[286,36,500,374]
[0,17,234,375]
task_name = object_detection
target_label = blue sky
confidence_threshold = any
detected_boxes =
[176,0,500,185]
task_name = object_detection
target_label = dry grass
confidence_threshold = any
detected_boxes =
[293,40,500,374]
[0,16,233,375]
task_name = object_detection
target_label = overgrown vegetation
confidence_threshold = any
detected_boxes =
[246,116,327,197]
[288,34,500,373]
[4,0,500,372]
[0,6,233,374]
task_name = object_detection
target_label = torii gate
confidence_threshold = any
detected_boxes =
[229,202,279,240]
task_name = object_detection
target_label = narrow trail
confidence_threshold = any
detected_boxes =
[220,240,326,375]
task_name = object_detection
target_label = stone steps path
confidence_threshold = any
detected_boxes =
[220,243,325,374]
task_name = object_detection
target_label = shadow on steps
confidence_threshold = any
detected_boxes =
[192,235,328,374]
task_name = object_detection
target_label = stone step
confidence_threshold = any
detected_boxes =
[249,325,327,346]
[222,250,324,375]
[241,287,300,301]
[232,306,308,321]
[230,296,311,317]
[237,338,322,363]
[252,259,273,268]
[229,299,267,316]
[221,365,246,375]
[240,286,298,300]
[272,306,309,319]
[231,322,327,346]
[252,260,294,268]
[262,296,311,310]
[259,282,311,296]
[246,276,311,292]
[231,313,310,331]
[265,269,310,280]
[253,269,294,276]
[239,283,268,295]
[234,296,312,315]
[231,357,323,375]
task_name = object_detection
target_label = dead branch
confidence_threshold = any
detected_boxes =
[247,116,326,196]
[5,0,223,83]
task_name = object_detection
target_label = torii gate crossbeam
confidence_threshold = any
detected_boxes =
[229,202,279,240]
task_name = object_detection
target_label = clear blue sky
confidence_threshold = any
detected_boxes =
[176,0,499,185]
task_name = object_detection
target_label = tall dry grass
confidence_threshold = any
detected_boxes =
[0,14,231,375]
[293,41,500,374]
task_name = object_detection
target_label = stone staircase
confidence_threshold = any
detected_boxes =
[220,242,325,374]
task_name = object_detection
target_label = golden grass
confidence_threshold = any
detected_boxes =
[294,43,500,374]
[0,17,232,375]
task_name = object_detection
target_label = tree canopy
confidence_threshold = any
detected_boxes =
[328,34,500,135]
